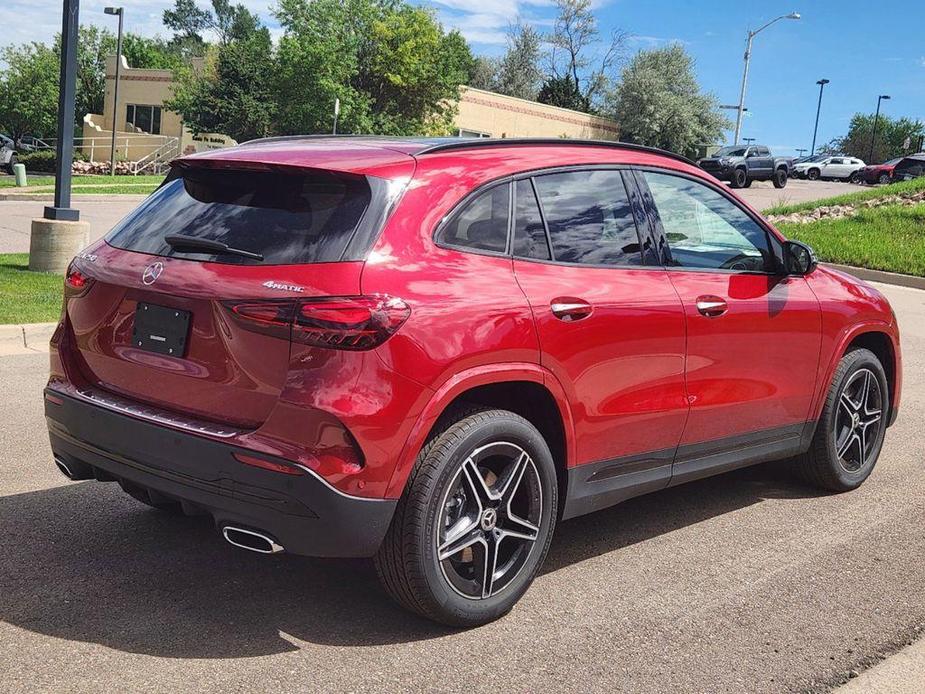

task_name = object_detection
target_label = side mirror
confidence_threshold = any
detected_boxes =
[786,240,817,276]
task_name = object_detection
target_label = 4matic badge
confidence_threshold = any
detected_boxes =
[262,280,304,292]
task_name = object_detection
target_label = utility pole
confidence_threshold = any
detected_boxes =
[868,95,891,163]
[105,7,124,176]
[811,79,829,155]
[733,12,801,144]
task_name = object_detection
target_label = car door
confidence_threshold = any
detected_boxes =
[754,146,773,176]
[511,168,689,512]
[635,169,822,485]
[826,157,847,178]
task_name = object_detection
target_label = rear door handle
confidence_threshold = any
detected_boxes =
[551,298,593,321]
[695,295,728,318]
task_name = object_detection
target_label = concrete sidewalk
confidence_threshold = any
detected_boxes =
[838,634,925,692]
[0,323,55,356]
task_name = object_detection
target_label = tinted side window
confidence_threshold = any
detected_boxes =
[642,171,773,272]
[439,183,510,253]
[756,146,770,156]
[513,179,550,260]
[532,170,642,266]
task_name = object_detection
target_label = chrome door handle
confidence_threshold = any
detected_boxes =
[551,299,593,321]
[695,296,728,318]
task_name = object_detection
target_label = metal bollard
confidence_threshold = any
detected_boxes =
[13,162,27,187]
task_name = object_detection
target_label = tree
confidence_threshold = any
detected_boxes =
[537,75,587,111]
[0,42,59,142]
[495,23,543,100]
[166,19,275,141]
[468,56,499,91]
[824,113,925,164]
[545,0,627,112]
[609,44,729,156]
[274,0,473,136]
[121,34,186,71]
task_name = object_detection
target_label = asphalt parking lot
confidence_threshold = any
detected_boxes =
[0,281,923,693]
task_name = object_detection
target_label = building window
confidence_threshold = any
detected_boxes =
[125,104,162,135]
[457,128,491,138]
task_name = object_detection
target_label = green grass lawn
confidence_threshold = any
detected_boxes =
[779,204,925,276]
[765,176,925,215]
[0,173,163,195]
[0,254,63,324]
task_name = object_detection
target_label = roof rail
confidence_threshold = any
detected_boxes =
[415,138,696,166]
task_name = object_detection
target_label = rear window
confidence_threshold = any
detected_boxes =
[105,168,371,265]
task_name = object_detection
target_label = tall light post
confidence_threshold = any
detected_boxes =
[810,78,829,155]
[104,6,124,176]
[733,11,801,145]
[869,94,891,163]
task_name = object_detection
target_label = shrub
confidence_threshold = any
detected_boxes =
[18,150,88,173]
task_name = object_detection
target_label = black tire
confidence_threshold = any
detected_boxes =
[375,407,558,627]
[742,178,753,188]
[878,173,890,185]
[795,348,889,492]
[119,480,182,513]
[849,171,861,184]
[807,168,821,181]
[773,167,788,188]
[6,154,17,174]
[729,168,748,188]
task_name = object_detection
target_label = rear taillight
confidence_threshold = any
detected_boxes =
[64,262,94,297]
[224,295,410,350]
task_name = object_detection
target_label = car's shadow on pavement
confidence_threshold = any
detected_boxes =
[0,459,819,658]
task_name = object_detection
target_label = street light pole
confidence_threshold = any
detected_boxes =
[105,7,124,177]
[811,78,829,155]
[868,94,891,164]
[733,12,801,145]
[44,0,81,222]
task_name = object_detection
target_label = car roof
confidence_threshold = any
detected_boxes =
[176,136,695,177]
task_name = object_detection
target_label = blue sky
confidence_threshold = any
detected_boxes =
[4,0,924,156]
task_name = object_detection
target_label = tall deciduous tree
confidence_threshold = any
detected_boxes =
[823,113,925,163]
[610,44,729,156]
[495,22,543,101]
[0,42,59,142]
[542,0,626,112]
[468,55,500,91]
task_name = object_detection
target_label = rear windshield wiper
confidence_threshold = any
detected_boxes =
[165,234,264,261]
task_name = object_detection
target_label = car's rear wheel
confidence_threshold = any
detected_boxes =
[878,173,890,185]
[375,407,557,627]
[6,154,17,174]
[773,167,788,188]
[729,168,748,188]
[807,168,821,181]
[849,171,861,184]
[795,348,888,492]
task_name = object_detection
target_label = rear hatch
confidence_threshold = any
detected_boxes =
[65,164,386,429]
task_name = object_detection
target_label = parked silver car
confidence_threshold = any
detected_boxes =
[1,135,18,173]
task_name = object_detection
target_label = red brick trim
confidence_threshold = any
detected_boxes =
[460,93,620,134]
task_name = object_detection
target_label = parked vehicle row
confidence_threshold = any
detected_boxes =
[792,155,867,182]
[44,137,901,626]
[696,145,790,188]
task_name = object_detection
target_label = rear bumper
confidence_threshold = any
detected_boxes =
[44,388,397,558]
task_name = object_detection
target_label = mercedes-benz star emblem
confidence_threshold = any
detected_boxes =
[142,262,164,286]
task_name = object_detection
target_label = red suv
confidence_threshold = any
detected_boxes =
[45,138,901,626]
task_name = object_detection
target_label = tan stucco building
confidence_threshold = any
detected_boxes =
[84,56,620,164]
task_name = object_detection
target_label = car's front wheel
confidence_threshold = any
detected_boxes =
[878,173,890,185]
[729,168,748,188]
[807,168,821,181]
[375,407,558,627]
[796,348,889,492]
[6,154,17,174]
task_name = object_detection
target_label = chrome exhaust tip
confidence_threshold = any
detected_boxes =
[221,526,284,554]
[54,456,94,481]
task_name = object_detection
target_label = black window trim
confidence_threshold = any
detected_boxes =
[433,163,661,270]
[632,165,787,276]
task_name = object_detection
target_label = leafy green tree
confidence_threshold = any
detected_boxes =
[537,75,588,112]
[609,44,729,156]
[0,42,59,141]
[468,55,499,91]
[274,0,473,136]
[166,22,275,141]
[495,23,543,101]
[824,113,925,163]
[121,34,185,71]
[545,0,626,112]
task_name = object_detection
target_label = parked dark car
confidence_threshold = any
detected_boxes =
[45,137,901,627]
[697,145,790,188]
[891,154,925,181]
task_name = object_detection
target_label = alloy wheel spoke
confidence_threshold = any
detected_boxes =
[858,370,872,410]
[478,536,500,599]
[499,513,539,543]
[840,391,859,416]
[438,519,482,561]
[836,430,859,460]
[460,457,492,508]
[498,451,531,506]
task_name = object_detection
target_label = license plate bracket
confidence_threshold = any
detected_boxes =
[132,302,191,356]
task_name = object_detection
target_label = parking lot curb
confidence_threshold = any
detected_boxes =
[823,264,925,291]
[0,322,54,356]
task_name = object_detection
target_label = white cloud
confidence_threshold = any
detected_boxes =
[628,35,688,48]
[426,0,555,47]
[920,56,925,67]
